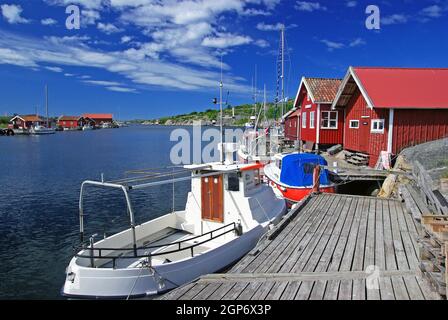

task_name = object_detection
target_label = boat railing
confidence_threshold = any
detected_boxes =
[74,222,240,268]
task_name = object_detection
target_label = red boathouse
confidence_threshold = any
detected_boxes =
[333,67,448,167]
[292,77,343,150]
[82,114,113,126]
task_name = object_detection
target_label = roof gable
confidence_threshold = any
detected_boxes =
[334,67,448,109]
[294,77,342,107]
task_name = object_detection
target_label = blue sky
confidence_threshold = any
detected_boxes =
[0,0,447,120]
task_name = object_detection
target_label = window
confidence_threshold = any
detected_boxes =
[302,112,307,128]
[371,119,385,133]
[305,104,312,109]
[226,173,239,191]
[349,120,359,129]
[310,111,315,129]
[321,111,338,129]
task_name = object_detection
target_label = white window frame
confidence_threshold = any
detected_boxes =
[305,104,312,109]
[371,119,385,133]
[349,120,359,129]
[310,111,315,129]
[302,112,307,128]
[321,111,338,129]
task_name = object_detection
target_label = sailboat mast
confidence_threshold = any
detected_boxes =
[45,84,49,127]
[220,57,224,163]
[281,25,285,119]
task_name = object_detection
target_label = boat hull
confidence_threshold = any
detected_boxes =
[269,180,335,203]
[62,224,268,299]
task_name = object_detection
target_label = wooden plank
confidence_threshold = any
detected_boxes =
[387,200,410,300]
[207,283,236,300]
[221,282,249,300]
[325,196,364,299]
[352,197,370,299]
[237,195,326,273]
[289,195,348,274]
[281,281,302,300]
[192,283,222,300]
[236,282,263,300]
[264,195,336,273]
[178,282,210,300]
[264,282,288,300]
[303,197,354,299]
[158,282,196,300]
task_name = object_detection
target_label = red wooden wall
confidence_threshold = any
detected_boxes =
[318,104,344,145]
[343,89,389,166]
[285,116,299,141]
[392,109,448,154]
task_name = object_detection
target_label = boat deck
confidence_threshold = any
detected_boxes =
[160,193,441,300]
[98,228,212,268]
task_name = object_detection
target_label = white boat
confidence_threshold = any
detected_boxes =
[82,125,93,131]
[30,124,55,135]
[62,143,287,299]
[101,122,113,129]
[30,85,55,135]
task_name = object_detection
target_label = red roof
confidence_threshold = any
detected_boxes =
[11,114,44,122]
[305,78,342,103]
[352,67,448,109]
[82,113,113,119]
[58,115,81,121]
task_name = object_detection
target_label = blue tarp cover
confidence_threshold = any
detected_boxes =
[279,153,330,187]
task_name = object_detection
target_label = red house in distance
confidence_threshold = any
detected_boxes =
[292,77,343,150]
[284,108,301,141]
[333,67,448,167]
[57,116,83,129]
[82,113,113,126]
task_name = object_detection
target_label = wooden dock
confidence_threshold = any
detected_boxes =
[160,193,441,300]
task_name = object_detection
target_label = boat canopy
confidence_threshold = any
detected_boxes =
[280,153,330,187]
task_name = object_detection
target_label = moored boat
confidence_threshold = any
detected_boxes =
[62,144,287,299]
[30,124,55,135]
[264,153,335,203]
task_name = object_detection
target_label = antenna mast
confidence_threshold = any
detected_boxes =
[45,84,49,128]
[220,56,224,163]
[281,25,285,119]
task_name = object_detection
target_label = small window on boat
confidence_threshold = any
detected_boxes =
[303,163,317,174]
[226,173,239,191]
[276,159,282,169]
[254,169,260,186]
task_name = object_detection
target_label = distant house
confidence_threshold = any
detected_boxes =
[82,113,113,126]
[283,108,300,141]
[9,114,45,130]
[57,116,83,130]
[292,77,343,150]
[333,67,448,167]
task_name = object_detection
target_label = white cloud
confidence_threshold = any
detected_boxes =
[64,73,75,77]
[320,40,344,51]
[45,66,63,72]
[97,22,123,34]
[382,14,409,25]
[1,4,30,24]
[41,18,57,25]
[202,33,252,48]
[346,1,357,8]
[256,22,284,31]
[82,9,100,25]
[320,38,366,51]
[420,5,443,18]
[294,1,327,12]
[254,39,269,48]
[107,86,137,93]
[121,36,133,43]
[349,38,366,47]
[84,80,123,86]
[0,30,252,92]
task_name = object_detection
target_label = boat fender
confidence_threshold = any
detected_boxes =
[235,221,243,236]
